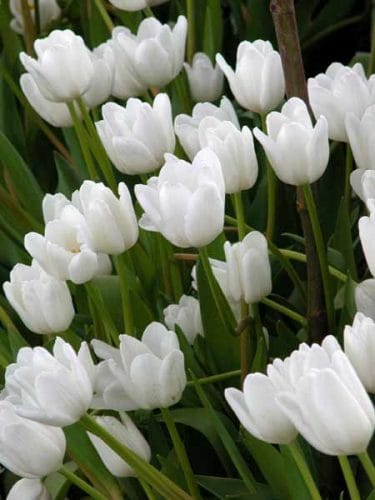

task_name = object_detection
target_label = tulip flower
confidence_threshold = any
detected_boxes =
[344,313,375,393]
[175,96,240,161]
[0,401,65,478]
[198,117,258,193]
[184,52,224,102]
[87,413,151,477]
[96,94,175,175]
[345,105,375,170]
[216,40,285,114]
[254,97,329,185]
[163,295,203,344]
[350,169,375,203]
[20,30,94,103]
[91,322,186,410]
[4,338,95,426]
[82,43,114,109]
[7,478,51,500]
[10,0,60,34]
[355,279,375,321]
[3,260,75,335]
[308,62,371,142]
[223,231,272,304]
[111,16,187,89]
[359,202,375,278]
[71,181,138,255]
[108,0,169,11]
[135,148,225,248]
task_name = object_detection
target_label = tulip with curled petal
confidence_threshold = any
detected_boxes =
[0,401,65,478]
[4,337,95,426]
[10,0,60,34]
[198,117,258,193]
[254,97,329,186]
[87,413,151,477]
[91,322,186,410]
[3,260,74,335]
[216,40,285,114]
[308,62,371,142]
[135,148,225,248]
[7,478,51,500]
[96,94,175,175]
[175,96,240,161]
[163,295,203,344]
[184,53,223,102]
[355,279,375,321]
[20,30,94,103]
[108,0,169,11]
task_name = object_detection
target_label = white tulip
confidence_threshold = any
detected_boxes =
[82,42,114,109]
[7,478,51,500]
[108,0,169,11]
[135,148,225,248]
[198,117,258,193]
[163,295,203,344]
[216,40,285,114]
[359,202,375,278]
[345,105,375,170]
[0,401,65,478]
[175,96,240,161]
[184,52,224,102]
[308,62,371,142]
[87,413,151,477]
[20,30,94,103]
[4,337,95,426]
[10,0,60,34]
[350,169,375,203]
[71,181,138,255]
[3,260,74,335]
[254,97,329,185]
[91,322,186,410]
[42,192,71,223]
[355,279,375,321]
[96,94,175,175]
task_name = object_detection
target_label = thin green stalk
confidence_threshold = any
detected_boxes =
[34,0,41,34]
[302,184,335,331]
[20,0,36,54]
[261,297,307,326]
[157,234,173,298]
[186,0,195,63]
[143,6,154,17]
[84,282,119,344]
[338,456,361,500]
[358,452,375,488]
[240,300,251,385]
[80,414,192,500]
[160,407,201,499]
[252,302,263,340]
[287,441,322,500]
[260,113,277,241]
[186,369,241,387]
[344,144,353,207]
[114,253,135,335]
[93,0,114,32]
[59,466,107,500]
[139,479,157,500]
[232,192,247,240]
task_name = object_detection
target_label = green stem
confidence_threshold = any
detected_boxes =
[164,240,184,301]
[260,113,277,241]
[143,6,154,17]
[157,234,173,298]
[186,369,241,387]
[302,184,335,331]
[338,456,361,500]
[93,0,114,31]
[344,144,353,207]
[114,253,135,335]
[160,407,201,499]
[139,479,157,500]
[84,282,119,345]
[34,0,41,34]
[240,300,251,385]
[287,441,322,500]
[186,0,195,63]
[232,192,247,240]
[358,452,375,488]
[80,414,192,500]
[261,297,307,326]
[59,465,107,500]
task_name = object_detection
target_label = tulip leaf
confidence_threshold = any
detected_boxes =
[196,475,277,499]
[54,151,83,197]
[203,0,223,61]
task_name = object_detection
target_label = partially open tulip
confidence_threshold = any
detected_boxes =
[163,295,203,344]
[82,43,114,109]
[135,148,225,248]
[184,53,224,102]
[87,413,151,477]
[345,105,375,170]
[3,260,74,335]
[254,97,329,185]
[10,0,60,34]
[7,479,51,500]
[216,40,285,114]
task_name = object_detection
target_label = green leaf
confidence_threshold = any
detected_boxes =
[331,197,357,280]
[203,0,223,61]
[197,475,277,499]
[55,151,83,197]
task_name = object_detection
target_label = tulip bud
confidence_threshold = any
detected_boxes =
[96,94,175,175]
[7,478,51,500]
[10,0,60,34]
[92,322,186,410]
[184,53,224,102]
[345,105,375,171]
[108,0,169,11]
[308,62,371,142]
[359,202,375,278]
[135,148,225,248]
[87,413,151,477]
[216,40,285,114]
[254,97,329,186]
[223,231,272,304]
[175,96,240,161]
[0,401,65,478]
[3,260,75,335]
[4,338,94,426]
[355,279,375,321]
[20,30,94,103]
[163,295,203,344]
[198,117,258,193]
[71,181,138,255]
[344,313,375,393]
